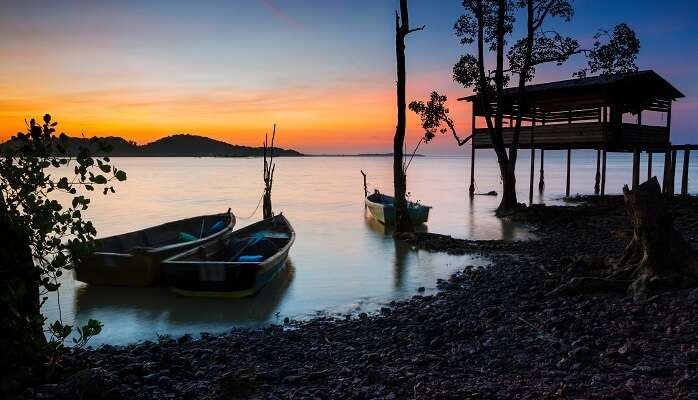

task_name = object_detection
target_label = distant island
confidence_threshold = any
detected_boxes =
[0,134,304,157]
[307,153,425,157]
[0,134,432,158]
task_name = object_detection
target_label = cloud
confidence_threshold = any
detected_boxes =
[256,0,304,31]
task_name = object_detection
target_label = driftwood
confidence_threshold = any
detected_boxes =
[549,177,698,301]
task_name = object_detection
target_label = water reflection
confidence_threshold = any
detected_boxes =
[75,262,295,328]
[393,239,410,290]
[362,211,427,290]
[363,208,428,236]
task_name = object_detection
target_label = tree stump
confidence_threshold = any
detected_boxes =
[548,177,698,301]
[615,177,698,300]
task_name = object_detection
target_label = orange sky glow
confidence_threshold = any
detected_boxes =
[0,73,473,154]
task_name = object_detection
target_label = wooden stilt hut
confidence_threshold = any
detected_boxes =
[459,70,687,201]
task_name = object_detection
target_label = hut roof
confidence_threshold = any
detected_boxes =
[457,70,684,103]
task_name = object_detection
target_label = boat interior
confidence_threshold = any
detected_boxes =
[367,191,392,205]
[367,191,429,209]
[180,218,293,263]
[96,213,232,253]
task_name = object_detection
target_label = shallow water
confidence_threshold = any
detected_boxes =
[42,151,698,345]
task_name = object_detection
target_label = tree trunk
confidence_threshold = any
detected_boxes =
[0,211,45,390]
[262,192,272,219]
[616,177,698,300]
[496,159,519,215]
[393,0,414,233]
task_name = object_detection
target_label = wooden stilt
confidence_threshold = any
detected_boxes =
[566,147,571,198]
[469,145,475,197]
[538,149,545,193]
[529,146,535,205]
[647,152,652,180]
[601,149,607,197]
[632,147,641,188]
[663,148,672,194]
[681,149,690,196]
[529,114,536,205]
[669,149,677,197]
[594,149,601,194]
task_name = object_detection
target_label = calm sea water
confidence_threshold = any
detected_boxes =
[42,151,698,345]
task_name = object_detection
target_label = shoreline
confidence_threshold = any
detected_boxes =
[26,196,698,399]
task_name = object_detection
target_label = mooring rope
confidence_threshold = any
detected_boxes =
[235,192,265,220]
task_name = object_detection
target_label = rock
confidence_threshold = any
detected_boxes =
[282,375,302,385]
[618,340,637,355]
[568,346,592,363]
[62,368,119,399]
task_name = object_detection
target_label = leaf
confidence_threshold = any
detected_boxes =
[114,170,127,181]
[92,175,107,184]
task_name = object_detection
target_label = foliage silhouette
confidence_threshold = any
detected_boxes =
[0,114,126,392]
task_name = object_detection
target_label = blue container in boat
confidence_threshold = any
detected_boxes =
[238,255,264,262]
[209,220,226,232]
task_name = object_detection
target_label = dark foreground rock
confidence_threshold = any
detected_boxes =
[25,196,698,399]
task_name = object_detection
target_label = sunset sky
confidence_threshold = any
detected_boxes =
[1,0,696,154]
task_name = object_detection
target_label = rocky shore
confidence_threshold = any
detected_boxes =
[26,196,698,399]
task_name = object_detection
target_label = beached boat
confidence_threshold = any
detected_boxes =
[164,213,295,298]
[74,210,235,287]
[365,191,431,225]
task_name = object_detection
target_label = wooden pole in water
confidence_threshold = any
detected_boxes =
[601,149,607,197]
[529,146,535,205]
[566,147,571,198]
[469,145,476,197]
[594,149,601,195]
[632,147,641,188]
[360,170,368,198]
[647,151,653,179]
[538,149,545,193]
[529,114,536,205]
[681,149,690,196]
[669,149,678,197]
[539,113,546,193]
[662,148,672,194]
[469,103,476,197]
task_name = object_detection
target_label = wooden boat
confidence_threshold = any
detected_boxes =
[365,191,431,225]
[163,213,295,298]
[74,210,235,287]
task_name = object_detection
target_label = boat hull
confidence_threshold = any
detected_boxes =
[74,211,235,287]
[164,214,295,298]
[365,193,430,225]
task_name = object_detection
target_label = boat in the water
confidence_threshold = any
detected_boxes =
[74,210,235,287]
[365,191,431,225]
[163,213,295,298]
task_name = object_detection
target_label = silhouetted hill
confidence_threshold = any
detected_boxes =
[0,134,303,157]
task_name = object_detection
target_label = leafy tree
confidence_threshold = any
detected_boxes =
[411,0,639,215]
[0,114,126,391]
[393,0,424,233]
